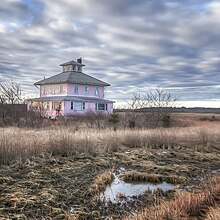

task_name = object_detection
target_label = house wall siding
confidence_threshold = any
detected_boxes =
[64,101,113,115]
[67,84,104,98]
[40,84,68,97]
[40,84,104,98]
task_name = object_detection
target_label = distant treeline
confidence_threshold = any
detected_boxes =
[115,107,220,114]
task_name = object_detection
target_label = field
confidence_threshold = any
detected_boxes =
[0,113,220,219]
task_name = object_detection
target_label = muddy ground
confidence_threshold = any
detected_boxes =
[0,144,220,219]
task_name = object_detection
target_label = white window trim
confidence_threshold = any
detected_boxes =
[96,103,107,111]
[71,101,85,111]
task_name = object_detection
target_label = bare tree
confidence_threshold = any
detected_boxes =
[144,89,177,127]
[126,91,148,128]
[0,94,6,104]
[0,81,23,104]
[144,88,177,108]
[126,89,177,128]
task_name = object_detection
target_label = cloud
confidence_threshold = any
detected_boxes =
[0,0,220,105]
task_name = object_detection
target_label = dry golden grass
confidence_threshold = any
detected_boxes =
[0,124,220,219]
[126,176,220,220]
[205,206,220,220]
[91,171,114,192]
[1,124,220,165]
[123,171,163,183]
[123,170,186,184]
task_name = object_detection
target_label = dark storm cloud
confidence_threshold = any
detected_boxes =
[0,0,220,105]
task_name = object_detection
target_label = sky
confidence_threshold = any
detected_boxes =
[0,0,220,107]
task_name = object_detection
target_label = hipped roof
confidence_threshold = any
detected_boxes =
[34,71,110,86]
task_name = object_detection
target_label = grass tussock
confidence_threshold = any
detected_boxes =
[1,124,220,165]
[91,172,114,192]
[205,206,220,220]
[123,171,186,184]
[127,176,220,220]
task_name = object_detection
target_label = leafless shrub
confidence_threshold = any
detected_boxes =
[0,81,24,104]
[125,89,178,128]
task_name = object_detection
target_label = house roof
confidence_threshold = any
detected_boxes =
[28,96,114,103]
[60,60,85,66]
[34,71,110,86]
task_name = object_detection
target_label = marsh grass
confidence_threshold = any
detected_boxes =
[127,176,220,220]
[1,124,220,165]
[205,206,220,220]
[123,170,186,184]
[91,171,114,192]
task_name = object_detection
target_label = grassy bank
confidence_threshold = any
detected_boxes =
[0,125,220,219]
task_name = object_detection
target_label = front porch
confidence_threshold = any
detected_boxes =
[28,100,64,118]
[27,96,114,117]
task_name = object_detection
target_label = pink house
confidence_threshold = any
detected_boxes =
[28,58,114,117]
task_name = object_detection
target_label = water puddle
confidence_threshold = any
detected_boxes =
[212,168,220,174]
[101,168,175,203]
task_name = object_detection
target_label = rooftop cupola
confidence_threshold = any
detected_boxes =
[60,57,85,72]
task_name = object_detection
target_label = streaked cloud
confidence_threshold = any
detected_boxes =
[0,0,220,106]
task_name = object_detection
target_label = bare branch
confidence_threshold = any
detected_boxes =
[0,82,24,104]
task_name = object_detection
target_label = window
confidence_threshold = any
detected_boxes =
[85,86,89,94]
[96,103,107,111]
[94,87,99,96]
[52,101,61,110]
[74,85,78,94]
[52,85,55,94]
[43,86,46,95]
[60,85,64,94]
[71,101,85,111]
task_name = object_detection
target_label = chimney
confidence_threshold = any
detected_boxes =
[77,57,82,64]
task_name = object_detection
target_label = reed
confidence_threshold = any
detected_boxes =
[126,176,220,220]
[1,124,220,165]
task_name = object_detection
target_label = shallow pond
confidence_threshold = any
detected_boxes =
[101,171,175,203]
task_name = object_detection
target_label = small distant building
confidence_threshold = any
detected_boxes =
[28,58,114,117]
